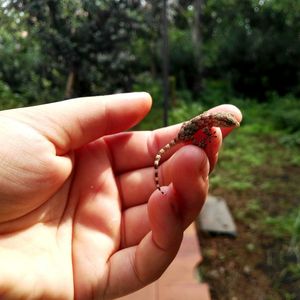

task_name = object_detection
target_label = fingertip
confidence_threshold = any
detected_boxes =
[58,92,153,152]
[104,92,152,130]
[148,184,183,249]
[172,146,210,182]
[137,92,153,107]
[208,104,242,122]
[123,91,153,112]
[168,146,209,225]
[206,104,242,138]
[120,92,153,116]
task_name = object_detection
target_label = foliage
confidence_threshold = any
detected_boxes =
[0,7,49,104]
[1,2,300,297]
[168,28,195,91]
[202,0,300,99]
[0,80,26,109]
[132,72,163,107]
[1,0,300,105]
[168,100,204,124]
[264,210,300,240]
[1,0,148,102]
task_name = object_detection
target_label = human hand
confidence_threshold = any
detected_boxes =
[0,93,241,299]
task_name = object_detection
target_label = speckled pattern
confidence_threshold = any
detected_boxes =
[154,111,240,193]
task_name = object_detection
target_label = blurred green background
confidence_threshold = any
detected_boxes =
[0,0,299,299]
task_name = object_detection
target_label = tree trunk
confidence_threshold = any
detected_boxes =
[162,0,169,126]
[193,0,204,95]
[64,69,76,99]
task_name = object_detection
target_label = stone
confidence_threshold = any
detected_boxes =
[198,195,237,237]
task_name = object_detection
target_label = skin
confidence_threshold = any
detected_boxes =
[0,92,242,300]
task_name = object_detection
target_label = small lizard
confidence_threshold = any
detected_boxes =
[154,111,240,193]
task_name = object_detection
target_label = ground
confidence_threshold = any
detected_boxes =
[198,154,300,300]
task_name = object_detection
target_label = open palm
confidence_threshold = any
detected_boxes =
[0,93,241,300]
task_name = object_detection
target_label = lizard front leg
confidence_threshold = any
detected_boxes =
[192,127,217,148]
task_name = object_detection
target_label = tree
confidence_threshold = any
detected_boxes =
[0,5,44,104]
[202,0,300,99]
[192,0,204,95]
[6,0,145,99]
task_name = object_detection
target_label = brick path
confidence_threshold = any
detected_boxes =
[117,224,210,300]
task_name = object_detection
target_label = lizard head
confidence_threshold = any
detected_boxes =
[211,112,240,128]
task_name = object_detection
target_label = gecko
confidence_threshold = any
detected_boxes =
[154,111,240,194]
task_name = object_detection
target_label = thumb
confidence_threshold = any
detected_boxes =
[1,92,152,154]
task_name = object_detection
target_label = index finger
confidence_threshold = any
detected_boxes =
[0,92,152,155]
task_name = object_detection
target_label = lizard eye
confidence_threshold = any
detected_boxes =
[215,113,240,127]
[225,117,239,127]
[229,116,240,127]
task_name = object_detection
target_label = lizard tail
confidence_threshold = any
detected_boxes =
[154,138,178,194]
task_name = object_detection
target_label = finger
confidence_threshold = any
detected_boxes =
[0,92,152,155]
[107,104,242,174]
[105,125,181,174]
[105,146,210,298]
[207,104,242,137]
[119,167,154,208]
[169,146,209,227]
[105,189,183,299]
[121,204,151,248]
[119,145,209,209]
[135,148,208,286]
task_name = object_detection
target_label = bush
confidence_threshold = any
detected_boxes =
[0,80,26,110]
